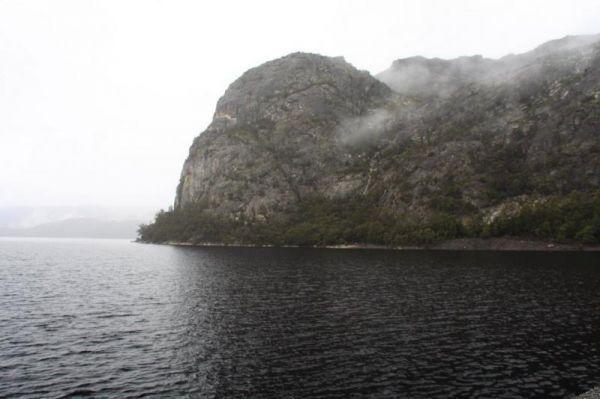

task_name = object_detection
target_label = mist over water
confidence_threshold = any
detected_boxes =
[2,238,599,398]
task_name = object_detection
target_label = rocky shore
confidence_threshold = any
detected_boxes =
[428,237,600,251]
[576,387,600,398]
[141,237,600,251]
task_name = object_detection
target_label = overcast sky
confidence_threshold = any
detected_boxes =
[1,0,599,209]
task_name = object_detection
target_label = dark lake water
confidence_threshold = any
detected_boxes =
[1,238,599,398]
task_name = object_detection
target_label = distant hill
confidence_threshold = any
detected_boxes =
[0,206,155,229]
[0,218,142,239]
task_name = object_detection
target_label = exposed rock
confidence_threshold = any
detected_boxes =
[174,34,600,225]
[176,53,391,219]
[576,387,600,399]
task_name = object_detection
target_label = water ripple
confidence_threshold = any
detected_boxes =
[0,238,599,398]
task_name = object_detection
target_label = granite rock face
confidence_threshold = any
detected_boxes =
[175,35,600,222]
[176,53,391,219]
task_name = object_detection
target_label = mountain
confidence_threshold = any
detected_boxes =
[0,206,155,229]
[0,218,142,239]
[175,53,391,215]
[139,35,600,246]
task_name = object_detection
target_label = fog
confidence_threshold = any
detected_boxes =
[378,34,600,97]
[1,0,599,212]
[337,109,395,146]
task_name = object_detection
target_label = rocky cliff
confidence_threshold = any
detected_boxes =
[175,53,391,219]
[140,34,600,246]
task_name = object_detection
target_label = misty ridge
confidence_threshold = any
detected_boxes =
[336,33,600,146]
[378,33,600,95]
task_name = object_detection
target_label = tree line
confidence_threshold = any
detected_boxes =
[138,190,600,246]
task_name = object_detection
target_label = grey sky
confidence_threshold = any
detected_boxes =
[1,0,598,209]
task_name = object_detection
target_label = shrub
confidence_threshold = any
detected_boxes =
[575,225,597,244]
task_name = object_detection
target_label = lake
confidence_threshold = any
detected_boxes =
[1,237,599,398]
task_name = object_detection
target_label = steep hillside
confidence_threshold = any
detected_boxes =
[139,35,600,246]
[175,53,391,218]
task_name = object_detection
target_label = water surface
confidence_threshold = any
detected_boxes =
[1,238,599,398]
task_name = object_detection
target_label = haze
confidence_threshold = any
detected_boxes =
[1,0,599,210]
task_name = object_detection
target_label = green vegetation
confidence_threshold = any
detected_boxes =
[484,191,600,243]
[138,196,467,246]
[480,143,533,201]
[138,191,600,247]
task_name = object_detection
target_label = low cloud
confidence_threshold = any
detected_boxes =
[336,108,394,146]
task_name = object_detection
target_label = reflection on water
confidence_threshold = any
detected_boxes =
[1,238,599,398]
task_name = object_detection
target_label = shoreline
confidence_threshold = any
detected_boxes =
[577,388,600,398]
[138,237,600,251]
